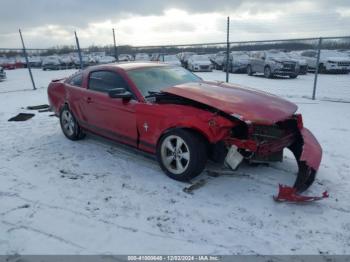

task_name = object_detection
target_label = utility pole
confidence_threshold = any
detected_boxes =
[74,31,83,70]
[312,37,322,100]
[112,28,119,62]
[19,29,36,90]
[226,16,230,83]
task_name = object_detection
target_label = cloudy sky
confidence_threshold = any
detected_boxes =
[0,0,349,48]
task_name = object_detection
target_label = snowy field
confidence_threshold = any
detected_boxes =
[0,69,350,255]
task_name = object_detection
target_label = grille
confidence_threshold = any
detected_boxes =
[337,62,350,66]
[282,62,296,71]
[200,65,210,70]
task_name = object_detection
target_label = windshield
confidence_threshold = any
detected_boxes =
[164,55,178,61]
[191,55,209,61]
[320,50,348,58]
[266,51,289,59]
[127,66,201,97]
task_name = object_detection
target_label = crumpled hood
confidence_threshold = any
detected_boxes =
[163,81,298,125]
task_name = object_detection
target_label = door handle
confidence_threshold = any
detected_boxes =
[86,97,93,104]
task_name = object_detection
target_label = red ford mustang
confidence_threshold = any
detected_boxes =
[48,62,322,194]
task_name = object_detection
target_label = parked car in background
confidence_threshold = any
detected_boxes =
[47,62,322,196]
[222,51,250,73]
[286,51,308,74]
[2,58,17,70]
[118,54,133,62]
[300,49,350,73]
[42,55,61,70]
[162,55,181,66]
[15,57,26,68]
[187,55,213,72]
[211,51,227,70]
[96,55,116,64]
[28,56,42,68]
[59,55,75,69]
[134,53,150,61]
[178,52,196,68]
[150,53,161,61]
[72,55,94,68]
[247,50,299,78]
[0,66,6,81]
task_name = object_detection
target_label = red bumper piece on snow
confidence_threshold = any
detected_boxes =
[274,184,329,202]
[289,128,323,192]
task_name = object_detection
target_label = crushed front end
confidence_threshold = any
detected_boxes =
[224,114,323,194]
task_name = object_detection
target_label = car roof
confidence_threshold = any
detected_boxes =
[88,62,169,71]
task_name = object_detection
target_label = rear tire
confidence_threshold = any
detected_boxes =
[60,105,85,141]
[157,129,207,182]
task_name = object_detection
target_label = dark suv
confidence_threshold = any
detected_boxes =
[247,51,299,78]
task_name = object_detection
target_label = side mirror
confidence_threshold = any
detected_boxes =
[108,88,133,101]
[262,56,266,60]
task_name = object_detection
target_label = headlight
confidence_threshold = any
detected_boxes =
[271,59,283,64]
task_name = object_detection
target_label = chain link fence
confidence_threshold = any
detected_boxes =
[0,35,349,102]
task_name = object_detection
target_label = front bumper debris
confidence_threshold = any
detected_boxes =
[274,184,329,202]
[226,126,325,200]
[288,128,322,193]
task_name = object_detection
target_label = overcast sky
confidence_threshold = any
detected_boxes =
[0,0,349,48]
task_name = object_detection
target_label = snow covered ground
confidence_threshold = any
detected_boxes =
[0,69,350,255]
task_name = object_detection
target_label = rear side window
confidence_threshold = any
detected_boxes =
[88,70,130,93]
[68,73,83,87]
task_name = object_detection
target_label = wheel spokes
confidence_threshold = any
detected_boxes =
[176,158,184,171]
[166,140,175,152]
[180,152,190,161]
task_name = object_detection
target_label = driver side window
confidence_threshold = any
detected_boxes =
[88,70,131,94]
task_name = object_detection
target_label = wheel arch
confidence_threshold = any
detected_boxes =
[156,126,210,150]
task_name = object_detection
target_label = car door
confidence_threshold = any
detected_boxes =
[82,70,138,147]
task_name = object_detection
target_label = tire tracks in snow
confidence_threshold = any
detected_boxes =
[2,220,84,250]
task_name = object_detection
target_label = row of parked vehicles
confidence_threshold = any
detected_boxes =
[1,49,349,78]
[209,49,350,78]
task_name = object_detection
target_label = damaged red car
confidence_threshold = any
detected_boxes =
[48,62,322,197]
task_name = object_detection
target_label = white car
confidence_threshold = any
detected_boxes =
[178,52,196,68]
[187,55,213,72]
[118,54,133,61]
[42,55,61,70]
[96,55,116,64]
[134,53,150,61]
[162,55,181,66]
[300,49,350,73]
[28,56,42,68]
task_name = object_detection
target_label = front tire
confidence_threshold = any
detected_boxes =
[247,65,253,76]
[157,129,207,182]
[60,105,85,140]
[264,66,273,78]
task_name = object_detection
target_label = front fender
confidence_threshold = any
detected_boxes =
[289,127,322,192]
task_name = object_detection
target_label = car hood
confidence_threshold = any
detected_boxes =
[191,61,211,65]
[322,56,350,62]
[163,81,298,125]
